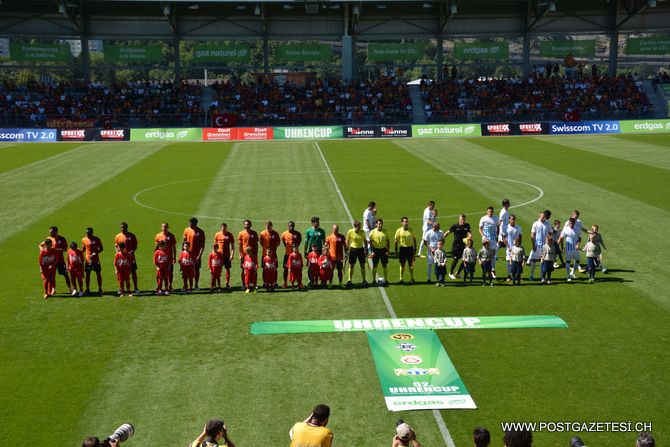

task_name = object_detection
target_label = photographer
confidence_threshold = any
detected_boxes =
[82,437,117,447]
[289,404,333,447]
[190,419,236,447]
[392,422,421,447]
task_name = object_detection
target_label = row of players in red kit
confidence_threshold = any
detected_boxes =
[38,218,338,298]
[152,240,335,295]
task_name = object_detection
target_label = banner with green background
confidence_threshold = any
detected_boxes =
[130,128,201,142]
[626,37,670,55]
[539,40,595,58]
[619,119,670,133]
[10,43,70,62]
[368,330,475,411]
[192,44,251,62]
[412,124,482,138]
[250,315,567,334]
[104,44,163,62]
[367,43,424,61]
[274,126,343,139]
[454,42,508,60]
[274,44,332,62]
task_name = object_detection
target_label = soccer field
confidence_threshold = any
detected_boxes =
[1,134,668,446]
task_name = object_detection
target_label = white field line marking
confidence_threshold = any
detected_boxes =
[132,171,543,226]
[314,142,456,447]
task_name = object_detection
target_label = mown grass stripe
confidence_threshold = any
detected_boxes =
[0,142,88,175]
[0,143,168,244]
[535,134,670,170]
[472,136,670,212]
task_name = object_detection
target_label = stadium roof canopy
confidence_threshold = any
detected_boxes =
[1,0,669,39]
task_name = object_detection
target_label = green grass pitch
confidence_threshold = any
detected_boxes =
[0,135,668,446]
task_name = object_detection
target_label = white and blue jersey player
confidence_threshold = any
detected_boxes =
[529,211,552,280]
[564,210,584,272]
[504,214,522,279]
[559,218,580,281]
[478,206,499,277]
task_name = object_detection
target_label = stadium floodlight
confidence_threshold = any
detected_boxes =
[548,0,556,11]
[647,0,656,7]
[188,3,199,10]
[450,3,457,14]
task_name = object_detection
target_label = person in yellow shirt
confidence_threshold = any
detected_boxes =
[289,404,333,447]
[345,220,368,287]
[368,218,390,286]
[394,216,416,284]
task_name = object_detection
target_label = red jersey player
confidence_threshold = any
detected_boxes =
[287,245,304,290]
[115,222,139,293]
[183,217,206,289]
[214,222,235,289]
[262,248,278,292]
[67,241,85,297]
[242,246,258,293]
[154,241,171,295]
[48,226,72,294]
[113,242,132,296]
[208,243,224,292]
[82,227,104,296]
[319,249,334,288]
[39,239,58,299]
[307,244,320,287]
[178,241,195,293]
[155,222,177,291]
[281,221,302,288]
[238,219,259,290]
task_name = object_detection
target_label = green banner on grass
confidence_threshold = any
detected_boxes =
[192,44,251,62]
[368,330,475,411]
[104,44,163,62]
[539,40,595,58]
[250,315,568,334]
[626,37,670,55]
[130,128,201,141]
[10,43,70,62]
[411,124,481,138]
[274,44,332,62]
[367,43,424,61]
[619,119,670,133]
[454,42,508,60]
[274,126,343,139]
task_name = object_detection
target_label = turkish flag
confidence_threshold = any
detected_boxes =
[212,112,237,127]
[563,110,580,122]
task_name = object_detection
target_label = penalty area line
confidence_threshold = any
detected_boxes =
[314,142,456,447]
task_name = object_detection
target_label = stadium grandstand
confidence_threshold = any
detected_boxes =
[1,0,669,128]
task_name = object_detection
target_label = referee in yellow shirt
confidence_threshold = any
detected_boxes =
[345,220,368,287]
[368,218,390,286]
[394,216,416,284]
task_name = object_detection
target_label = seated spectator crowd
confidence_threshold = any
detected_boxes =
[0,78,203,128]
[420,72,652,123]
[209,74,413,126]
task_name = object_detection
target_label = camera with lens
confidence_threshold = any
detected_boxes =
[103,424,134,446]
[570,436,587,447]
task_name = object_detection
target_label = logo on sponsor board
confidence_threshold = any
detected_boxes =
[519,123,543,134]
[61,129,86,139]
[395,343,416,352]
[394,367,440,376]
[380,126,408,137]
[400,355,423,365]
[347,127,375,136]
[100,129,126,139]
[486,124,510,134]
[390,333,414,340]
